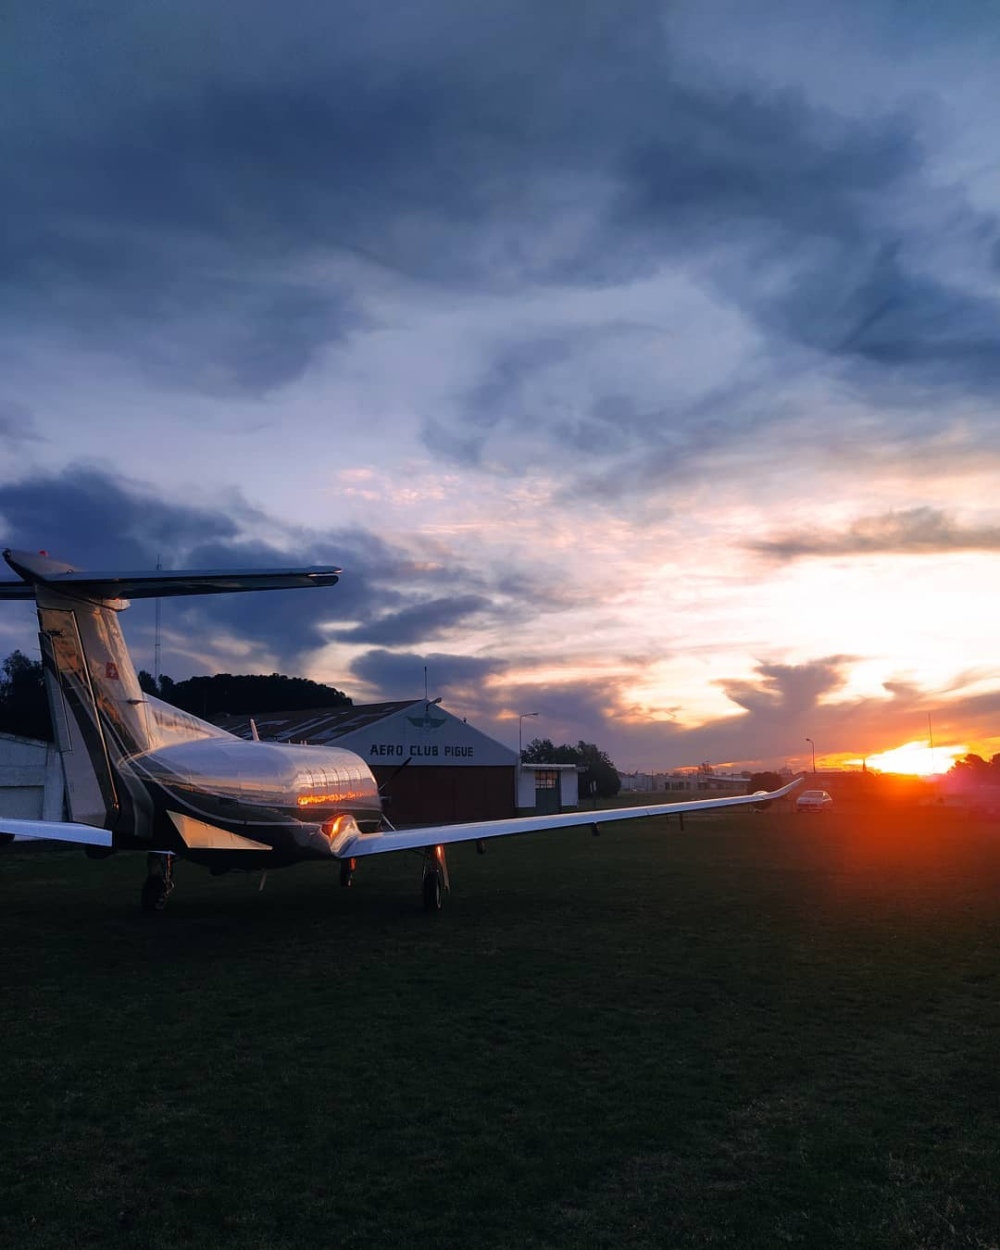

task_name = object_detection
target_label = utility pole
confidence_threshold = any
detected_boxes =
[153,554,162,687]
[518,712,539,760]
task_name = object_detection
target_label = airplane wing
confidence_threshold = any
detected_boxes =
[332,777,804,859]
[0,818,113,847]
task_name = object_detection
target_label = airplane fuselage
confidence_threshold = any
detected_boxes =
[119,738,383,870]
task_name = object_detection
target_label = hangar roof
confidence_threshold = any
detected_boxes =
[213,701,424,744]
[214,700,518,767]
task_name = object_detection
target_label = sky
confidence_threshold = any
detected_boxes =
[2,0,999,774]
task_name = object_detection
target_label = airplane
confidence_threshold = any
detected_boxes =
[0,547,803,912]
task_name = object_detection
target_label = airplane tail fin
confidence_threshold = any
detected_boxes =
[0,549,342,829]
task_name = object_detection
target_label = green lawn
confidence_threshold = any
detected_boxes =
[2,805,999,1249]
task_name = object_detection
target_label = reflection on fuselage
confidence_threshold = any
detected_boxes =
[123,738,383,829]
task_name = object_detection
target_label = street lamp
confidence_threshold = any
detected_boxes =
[518,712,539,759]
[805,737,816,774]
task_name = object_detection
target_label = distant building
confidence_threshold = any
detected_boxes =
[618,769,753,795]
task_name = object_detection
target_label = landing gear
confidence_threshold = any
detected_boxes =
[421,845,449,912]
[422,866,443,911]
[339,857,357,888]
[140,852,175,913]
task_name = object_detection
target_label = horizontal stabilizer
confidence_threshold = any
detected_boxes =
[331,777,805,859]
[0,818,113,847]
[2,549,340,600]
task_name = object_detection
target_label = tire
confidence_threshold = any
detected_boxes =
[422,868,443,912]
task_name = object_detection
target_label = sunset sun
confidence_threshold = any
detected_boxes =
[860,741,969,777]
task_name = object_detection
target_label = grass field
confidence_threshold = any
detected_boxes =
[2,804,1000,1249]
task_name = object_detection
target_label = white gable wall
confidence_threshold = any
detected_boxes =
[0,734,65,822]
[334,704,517,768]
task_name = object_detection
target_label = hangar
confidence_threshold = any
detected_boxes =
[0,732,64,823]
[214,701,520,825]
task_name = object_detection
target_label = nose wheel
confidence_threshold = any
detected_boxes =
[140,852,175,913]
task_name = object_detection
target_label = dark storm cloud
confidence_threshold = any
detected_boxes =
[0,466,241,568]
[9,0,1000,420]
[0,466,553,679]
[762,240,1000,391]
[0,467,333,662]
[752,507,1000,560]
[331,595,492,647]
[619,86,915,244]
[350,649,506,697]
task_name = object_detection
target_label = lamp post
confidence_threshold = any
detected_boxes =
[805,737,816,774]
[518,712,539,760]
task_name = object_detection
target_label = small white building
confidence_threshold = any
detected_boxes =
[0,732,64,822]
[517,763,579,814]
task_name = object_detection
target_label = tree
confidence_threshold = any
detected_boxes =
[159,672,352,718]
[137,670,158,696]
[522,737,577,765]
[521,737,621,798]
[138,671,178,702]
[0,650,52,741]
[949,753,995,785]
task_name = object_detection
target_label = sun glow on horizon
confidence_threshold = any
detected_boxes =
[851,740,970,777]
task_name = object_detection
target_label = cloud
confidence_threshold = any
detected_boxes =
[0,465,554,678]
[350,649,506,698]
[9,0,1000,426]
[0,465,242,568]
[752,507,1000,560]
[331,594,493,647]
[717,657,855,719]
[760,239,1000,393]
[0,401,41,448]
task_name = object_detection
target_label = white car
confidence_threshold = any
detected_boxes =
[795,788,833,813]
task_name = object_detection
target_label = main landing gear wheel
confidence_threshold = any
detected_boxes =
[422,868,443,912]
[420,845,449,912]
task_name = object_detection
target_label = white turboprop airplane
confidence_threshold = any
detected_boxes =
[0,548,802,911]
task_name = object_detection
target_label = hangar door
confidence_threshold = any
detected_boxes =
[374,765,515,825]
[0,786,44,818]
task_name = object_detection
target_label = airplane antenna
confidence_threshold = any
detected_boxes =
[424,665,428,702]
[153,554,162,686]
